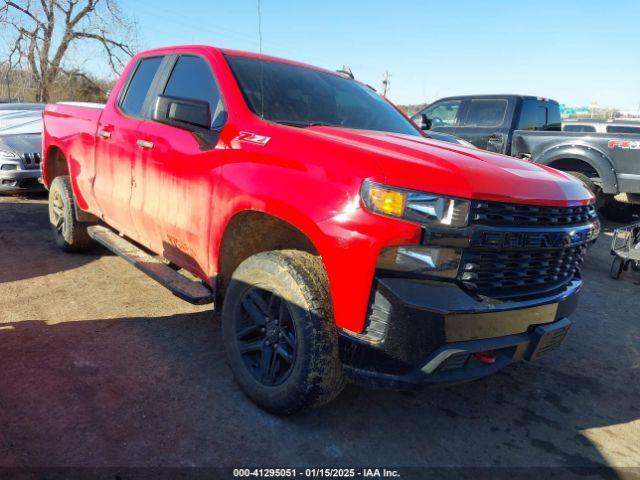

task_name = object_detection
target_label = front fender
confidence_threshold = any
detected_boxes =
[212,187,420,334]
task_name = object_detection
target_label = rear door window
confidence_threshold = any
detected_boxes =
[606,125,640,134]
[163,55,225,127]
[460,99,508,127]
[563,124,596,133]
[120,57,163,117]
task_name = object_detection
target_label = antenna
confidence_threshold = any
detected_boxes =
[257,0,265,117]
[257,0,263,54]
[382,71,391,96]
[336,65,354,79]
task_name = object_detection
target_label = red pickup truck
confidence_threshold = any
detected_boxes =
[42,45,600,414]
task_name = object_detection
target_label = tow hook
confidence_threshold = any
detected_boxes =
[473,351,497,364]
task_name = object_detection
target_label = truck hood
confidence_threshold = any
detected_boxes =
[309,127,593,206]
[0,133,42,155]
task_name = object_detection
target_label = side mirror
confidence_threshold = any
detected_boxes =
[420,114,432,131]
[153,95,211,130]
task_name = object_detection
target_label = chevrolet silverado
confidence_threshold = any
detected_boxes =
[42,46,599,413]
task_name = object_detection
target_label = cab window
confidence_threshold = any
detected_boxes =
[606,125,640,134]
[518,100,561,131]
[460,99,508,128]
[120,56,163,117]
[418,100,461,127]
[163,55,225,127]
[563,124,596,133]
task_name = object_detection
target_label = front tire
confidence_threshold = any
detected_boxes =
[48,176,93,252]
[221,250,344,414]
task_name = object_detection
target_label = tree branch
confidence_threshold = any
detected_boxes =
[1,0,136,101]
[60,67,107,94]
[72,29,134,71]
[5,1,43,26]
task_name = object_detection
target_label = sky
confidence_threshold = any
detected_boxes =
[112,0,640,110]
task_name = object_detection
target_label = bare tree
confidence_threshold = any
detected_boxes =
[0,0,136,102]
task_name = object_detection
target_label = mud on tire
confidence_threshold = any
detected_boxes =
[221,250,344,414]
[48,175,93,252]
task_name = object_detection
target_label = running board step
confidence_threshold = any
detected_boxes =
[87,225,215,305]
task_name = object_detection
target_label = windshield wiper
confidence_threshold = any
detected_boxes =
[273,120,334,128]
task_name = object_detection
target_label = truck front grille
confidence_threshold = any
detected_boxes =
[21,152,41,170]
[459,244,587,299]
[472,201,597,227]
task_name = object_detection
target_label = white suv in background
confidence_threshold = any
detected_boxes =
[562,119,640,134]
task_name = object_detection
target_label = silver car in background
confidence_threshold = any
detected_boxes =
[0,103,45,194]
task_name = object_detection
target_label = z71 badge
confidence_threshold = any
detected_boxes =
[608,139,640,150]
[236,131,271,146]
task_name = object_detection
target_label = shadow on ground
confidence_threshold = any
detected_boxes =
[0,196,638,471]
[0,196,100,284]
[0,311,638,469]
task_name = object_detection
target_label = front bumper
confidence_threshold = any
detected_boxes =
[339,276,580,389]
[0,167,43,192]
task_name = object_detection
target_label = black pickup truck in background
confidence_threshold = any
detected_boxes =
[412,95,640,221]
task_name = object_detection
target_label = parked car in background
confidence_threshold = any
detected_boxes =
[563,119,640,135]
[0,103,45,194]
[414,95,640,221]
[42,46,598,413]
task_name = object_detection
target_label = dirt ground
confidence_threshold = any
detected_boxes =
[0,194,639,472]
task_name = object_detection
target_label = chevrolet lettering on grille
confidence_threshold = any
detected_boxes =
[472,227,594,250]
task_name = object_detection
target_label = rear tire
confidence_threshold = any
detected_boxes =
[600,201,638,223]
[610,256,624,279]
[48,176,93,252]
[567,171,605,209]
[221,250,344,414]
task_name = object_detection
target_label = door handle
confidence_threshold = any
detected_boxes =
[136,139,154,149]
[98,129,111,139]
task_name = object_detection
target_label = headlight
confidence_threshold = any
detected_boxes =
[377,246,461,279]
[362,181,470,227]
[0,150,19,159]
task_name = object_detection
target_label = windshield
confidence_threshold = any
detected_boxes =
[225,55,419,136]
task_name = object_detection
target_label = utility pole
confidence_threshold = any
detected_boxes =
[382,71,391,97]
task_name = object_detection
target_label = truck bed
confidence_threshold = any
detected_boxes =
[42,103,104,211]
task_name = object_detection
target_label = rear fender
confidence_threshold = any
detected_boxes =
[535,143,617,194]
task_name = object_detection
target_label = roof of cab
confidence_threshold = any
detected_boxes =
[432,94,559,104]
[564,118,640,125]
[135,44,340,77]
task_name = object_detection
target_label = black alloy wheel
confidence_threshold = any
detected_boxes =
[234,286,297,386]
[221,250,344,414]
